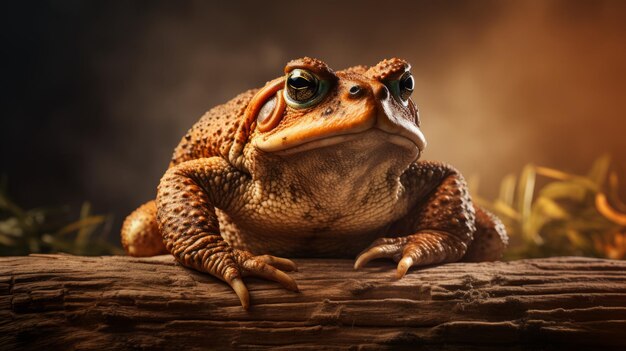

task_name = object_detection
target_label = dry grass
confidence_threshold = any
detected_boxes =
[470,155,626,260]
[0,176,123,256]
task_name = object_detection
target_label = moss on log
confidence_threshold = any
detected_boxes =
[1,254,626,350]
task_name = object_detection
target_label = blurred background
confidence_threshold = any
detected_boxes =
[1,0,625,257]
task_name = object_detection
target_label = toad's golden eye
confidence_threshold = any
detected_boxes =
[399,72,414,102]
[286,69,318,102]
[284,69,329,108]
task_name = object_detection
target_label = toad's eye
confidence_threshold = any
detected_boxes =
[398,72,414,102]
[287,69,317,101]
[284,69,329,108]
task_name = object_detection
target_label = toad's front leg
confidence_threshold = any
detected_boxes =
[157,157,298,309]
[355,161,505,277]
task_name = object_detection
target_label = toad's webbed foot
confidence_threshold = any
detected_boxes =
[354,231,466,278]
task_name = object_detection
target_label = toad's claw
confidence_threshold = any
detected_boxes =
[228,250,299,309]
[354,232,466,278]
[353,239,417,278]
[396,255,414,279]
[240,256,299,292]
[353,240,403,270]
[255,254,299,272]
[229,278,250,310]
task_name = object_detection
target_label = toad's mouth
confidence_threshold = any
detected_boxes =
[253,107,426,155]
[256,128,421,156]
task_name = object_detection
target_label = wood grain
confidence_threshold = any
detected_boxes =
[1,255,626,350]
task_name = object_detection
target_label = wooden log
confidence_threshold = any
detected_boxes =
[1,254,626,350]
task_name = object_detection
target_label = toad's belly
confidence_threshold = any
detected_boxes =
[216,209,394,257]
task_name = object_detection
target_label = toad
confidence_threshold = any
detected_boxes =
[121,57,508,309]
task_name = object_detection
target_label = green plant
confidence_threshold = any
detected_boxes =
[470,155,626,260]
[0,177,123,256]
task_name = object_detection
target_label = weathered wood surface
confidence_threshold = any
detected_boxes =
[1,255,625,350]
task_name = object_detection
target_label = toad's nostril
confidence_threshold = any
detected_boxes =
[348,84,364,99]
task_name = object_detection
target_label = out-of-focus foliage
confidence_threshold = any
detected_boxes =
[0,177,123,256]
[470,155,626,260]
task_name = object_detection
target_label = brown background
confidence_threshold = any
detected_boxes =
[2,0,625,241]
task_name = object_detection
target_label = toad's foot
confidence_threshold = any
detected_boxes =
[354,231,466,278]
[228,249,299,309]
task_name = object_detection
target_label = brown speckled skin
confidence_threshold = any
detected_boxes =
[121,57,508,309]
[121,201,167,257]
